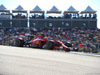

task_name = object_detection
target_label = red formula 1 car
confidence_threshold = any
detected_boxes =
[15,34,71,52]
[29,36,71,52]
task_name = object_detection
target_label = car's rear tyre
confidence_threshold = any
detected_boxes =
[15,38,25,47]
[46,40,55,50]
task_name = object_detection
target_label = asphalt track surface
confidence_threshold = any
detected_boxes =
[0,46,100,75]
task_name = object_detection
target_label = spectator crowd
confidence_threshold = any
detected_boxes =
[0,27,100,53]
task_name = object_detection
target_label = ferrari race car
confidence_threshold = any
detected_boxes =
[15,34,71,52]
[29,38,71,52]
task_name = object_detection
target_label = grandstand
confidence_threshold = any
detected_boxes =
[0,4,97,28]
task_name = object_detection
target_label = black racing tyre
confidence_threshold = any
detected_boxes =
[46,40,55,50]
[15,38,25,47]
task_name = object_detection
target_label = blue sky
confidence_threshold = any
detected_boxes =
[0,0,100,28]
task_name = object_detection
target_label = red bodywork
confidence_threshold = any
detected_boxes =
[29,35,70,51]
[29,37,48,46]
